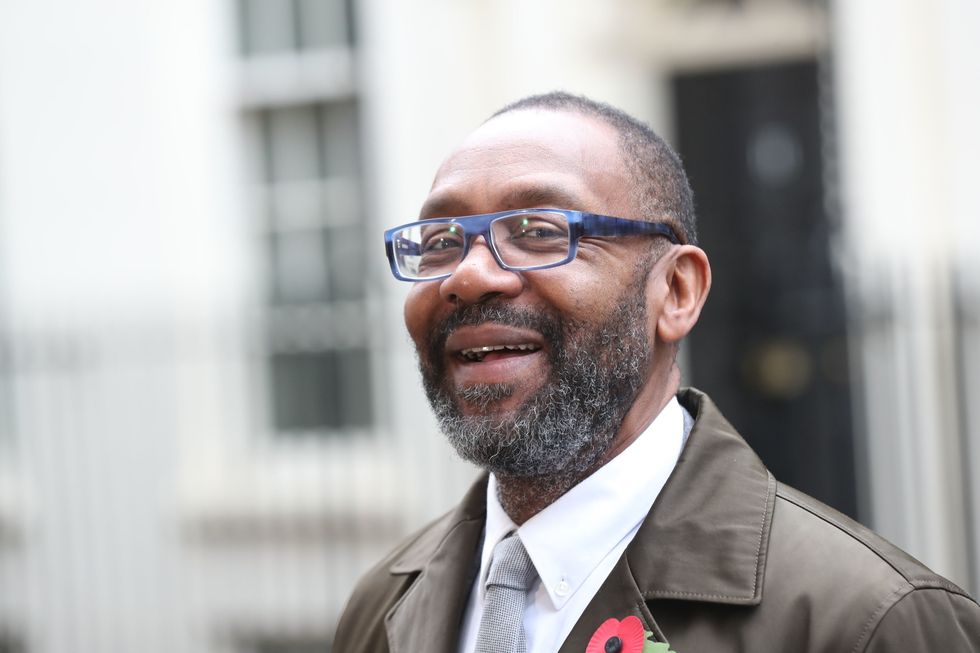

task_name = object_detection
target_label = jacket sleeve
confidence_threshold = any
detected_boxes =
[863,588,980,652]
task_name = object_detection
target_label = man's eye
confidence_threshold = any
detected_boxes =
[420,227,464,252]
[519,227,560,239]
[423,237,461,252]
[509,221,566,239]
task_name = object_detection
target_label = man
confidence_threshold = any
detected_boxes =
[334,92,980,652]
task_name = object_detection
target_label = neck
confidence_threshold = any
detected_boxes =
[494,472,586,525]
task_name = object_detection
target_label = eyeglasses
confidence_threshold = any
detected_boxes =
[384,208,680,282]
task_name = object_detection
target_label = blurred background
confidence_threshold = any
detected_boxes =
[0,0,978,651]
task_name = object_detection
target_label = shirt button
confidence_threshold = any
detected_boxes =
[555,580,571,597]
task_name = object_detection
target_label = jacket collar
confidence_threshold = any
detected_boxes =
[384,476,487,653]
[383,388,775,653]
[630,388,775,605]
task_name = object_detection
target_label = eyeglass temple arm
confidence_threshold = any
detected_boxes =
[580,213,680,243]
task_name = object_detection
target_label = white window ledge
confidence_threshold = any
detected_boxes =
[238,49,356,108]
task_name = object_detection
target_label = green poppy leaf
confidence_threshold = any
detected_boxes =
[643,643,676,653]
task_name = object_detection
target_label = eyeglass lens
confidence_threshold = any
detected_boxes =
[393,212,573,279]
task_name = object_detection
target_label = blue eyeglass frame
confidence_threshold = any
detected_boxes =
[383,208,681,282]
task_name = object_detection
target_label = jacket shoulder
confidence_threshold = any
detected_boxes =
[774,483,968,593]
[768,483,980,650]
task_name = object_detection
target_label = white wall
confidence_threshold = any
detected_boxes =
[832,0,980,588]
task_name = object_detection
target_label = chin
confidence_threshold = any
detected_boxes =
[453,386,520,415]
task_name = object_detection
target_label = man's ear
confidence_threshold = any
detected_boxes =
[653,245,711,344]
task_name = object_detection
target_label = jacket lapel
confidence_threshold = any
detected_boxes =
[384,477,488,653]
[558,554,668,653]
[560,389,776,652]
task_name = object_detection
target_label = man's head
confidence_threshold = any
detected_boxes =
[401,92,711,487]
[490,92,698,247]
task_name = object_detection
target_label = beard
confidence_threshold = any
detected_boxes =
[417,274,653,480]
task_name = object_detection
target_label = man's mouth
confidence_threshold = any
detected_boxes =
[437,321,551,390]
[458,343,542,363]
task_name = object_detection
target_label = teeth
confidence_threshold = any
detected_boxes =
[459,344,540,362]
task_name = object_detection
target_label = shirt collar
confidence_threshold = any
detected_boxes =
[479,397,687,610]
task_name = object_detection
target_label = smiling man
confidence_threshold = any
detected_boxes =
[334,93,980,653]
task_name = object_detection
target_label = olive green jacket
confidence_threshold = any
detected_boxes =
[334,389,980,652]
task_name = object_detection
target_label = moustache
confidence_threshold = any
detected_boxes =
[425,303,563,369]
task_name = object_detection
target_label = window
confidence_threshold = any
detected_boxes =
[259,102,364,306]
[270,349,371,430]
[256,100,371,434]
[238,1,371,436]
[239,0,354,55]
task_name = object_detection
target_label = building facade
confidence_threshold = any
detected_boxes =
[0,0,977,651]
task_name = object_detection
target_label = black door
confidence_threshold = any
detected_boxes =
[673,59,857,518]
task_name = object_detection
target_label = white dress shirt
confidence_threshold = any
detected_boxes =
[458,397,690,653]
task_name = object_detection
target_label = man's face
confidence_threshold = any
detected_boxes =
[404,109,661,478]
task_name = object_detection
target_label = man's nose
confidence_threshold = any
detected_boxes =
[439,238,523,305]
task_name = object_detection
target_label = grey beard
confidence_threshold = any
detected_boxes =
[419,282,651,481]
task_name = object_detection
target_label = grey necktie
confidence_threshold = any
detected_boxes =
[474,533,538,653]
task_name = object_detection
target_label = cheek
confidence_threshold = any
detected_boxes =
[544,272,626,317]
[403,284,440,347]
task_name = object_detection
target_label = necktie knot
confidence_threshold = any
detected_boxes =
[486,534,536,592]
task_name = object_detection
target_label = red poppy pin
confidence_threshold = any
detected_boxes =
[585,615,676,653]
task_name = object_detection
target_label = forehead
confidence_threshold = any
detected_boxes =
[421,109,631,218]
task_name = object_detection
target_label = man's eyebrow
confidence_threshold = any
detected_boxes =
[499,185,583,210]
[419,185,585,219]
[418,195,465,219]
